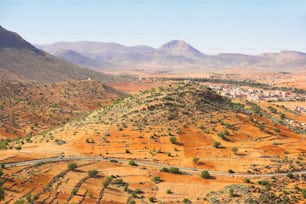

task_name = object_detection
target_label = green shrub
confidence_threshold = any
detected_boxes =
[169,136,177,144]
[67,163,77,170]
[103,176,112,188]
[302,189,306,198]
[201,171,210,179]
[153,176,161,184]
[88,170,98,177]
[148,197,156,202]
[287,173,294,179]
[213,141,221,148]
[192,157,200,164]
[128,160,137,166]
[0,187,4,201]
[71,188,77,195]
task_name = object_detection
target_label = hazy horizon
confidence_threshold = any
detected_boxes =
[1,0,306,54]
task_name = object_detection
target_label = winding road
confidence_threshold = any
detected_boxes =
[3,156,306,178]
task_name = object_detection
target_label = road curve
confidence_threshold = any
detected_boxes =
[3,156,306,178]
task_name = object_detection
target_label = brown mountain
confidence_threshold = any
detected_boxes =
[38,40,306,74]
[0,26,123,82]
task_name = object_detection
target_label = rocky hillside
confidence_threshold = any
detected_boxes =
[0,80,127,138]
[0,26,126,82]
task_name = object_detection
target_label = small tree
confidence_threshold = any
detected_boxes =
[0,187,4,201]
[169,136,177,144]
[302,189,306,198]
[88,170,98,177]
[213,141,221,148]
[287,173,294,179]
[67,163,77,170]
[228,169,235,173]
[148,197,156,202]
[71,188,77,195]
[183,198,191,204]
[128,160,137,166]
[231,147,238,155]
[124,184,129,192]
[103,176,112,188]
[153,176,161,184]
[229,188,234,197]
[244,178,251,183]
[201,171,210,179]
[166,189,172,194]
[192,157,200,165]
[128,200,136,204]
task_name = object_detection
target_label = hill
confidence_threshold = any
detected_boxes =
[6,82,304,172]
[0,82,305,203]
[157,40,205,58]
[0,26,126,82]
[0,80,127,139]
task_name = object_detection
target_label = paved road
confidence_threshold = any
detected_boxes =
[3,156,306,178]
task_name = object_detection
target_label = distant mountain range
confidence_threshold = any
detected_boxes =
[0,26,125,82]
[38,40,306,74]
[0,25,305,81]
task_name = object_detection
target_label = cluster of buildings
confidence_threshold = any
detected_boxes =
[210,85,305,102]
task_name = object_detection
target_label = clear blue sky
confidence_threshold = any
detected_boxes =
[1,0,306,54]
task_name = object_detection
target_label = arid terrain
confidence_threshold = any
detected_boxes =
[0,80,126,139]
[0,82,305,203]
[0,25,305,204]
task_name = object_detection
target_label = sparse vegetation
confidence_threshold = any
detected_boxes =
[153,176,161,184]
[169,136,177,144]
[128,160,137,166]
[213,141,221,148]
[103,176,112,188]
[201,171,210,179]
[231,147,238,155]
[67,163,77,170]
[160,167,182,174]
[88,170,98,177]
[192,157,200,164]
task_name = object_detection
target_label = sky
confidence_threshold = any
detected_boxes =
[0,0,306,54]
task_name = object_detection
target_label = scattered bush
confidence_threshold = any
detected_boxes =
[113,178,124,185]
[228,169,235,173]
[302,189,306,198]
[0,187,4,201]
[103,176,112,188]
[128,160,137,166]
[67,163,77,170]
[169,136,177,144]
[231,147,238,155]
[183,198,191,204]
[148,197,156,202]
[213,141,221,148]
[201,171,210,179]
[244,178,251,183]
[287,173,294,179]
[88,170,98,177]
[153,176,161,184]
[192,157,200,164]
[160,167,181,174]
[71,188,77,195]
